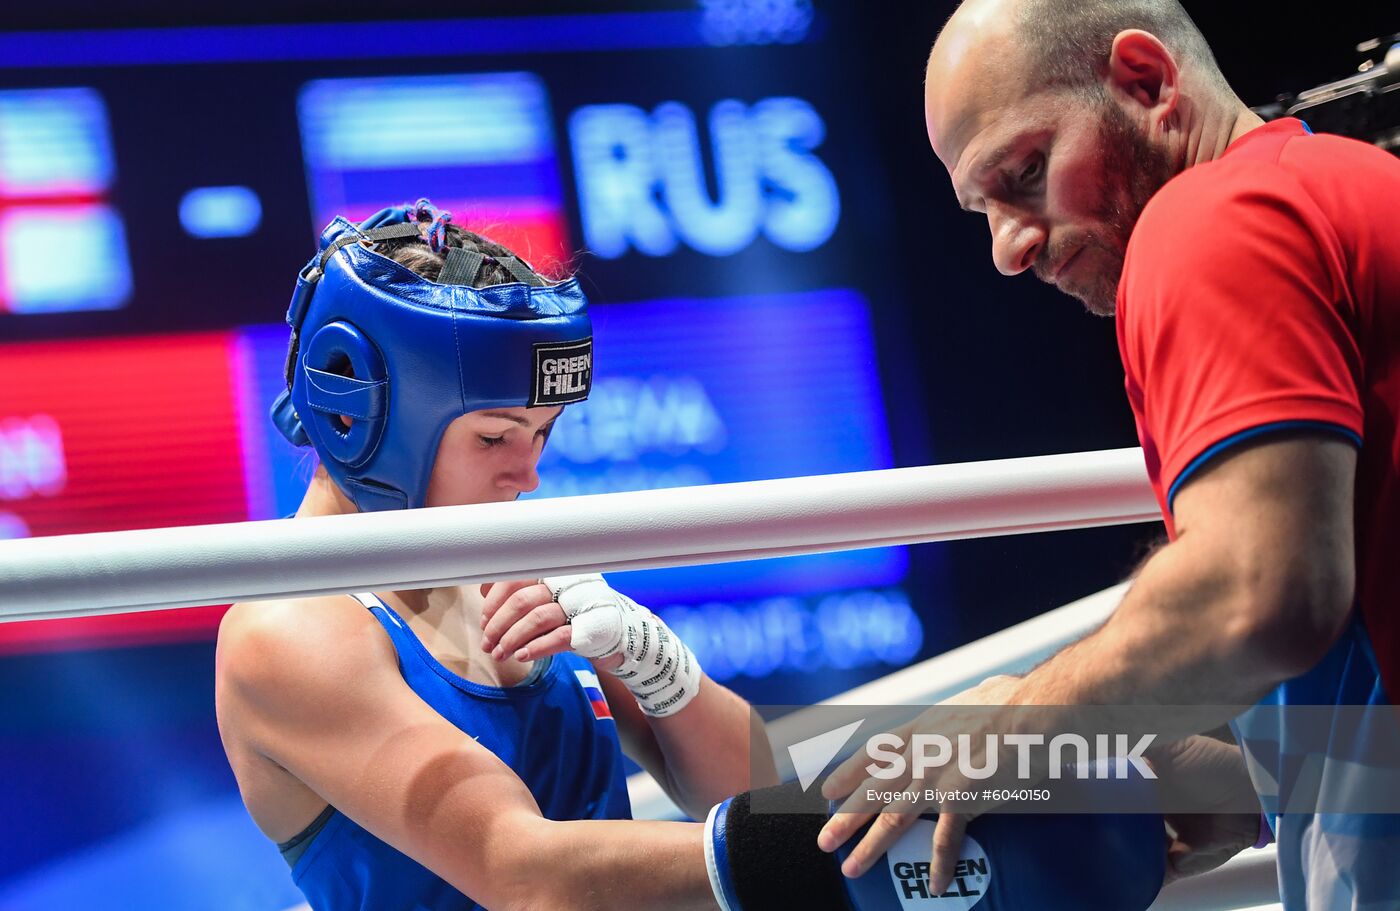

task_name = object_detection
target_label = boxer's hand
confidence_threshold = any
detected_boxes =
[479,579,622,667]
[543,574,703,716]
[482,575,702,716]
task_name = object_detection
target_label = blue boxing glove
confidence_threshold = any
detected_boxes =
[705,783,849,911]
[704,774,1165,911]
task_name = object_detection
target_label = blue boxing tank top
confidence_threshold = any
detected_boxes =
[282,592,633,911]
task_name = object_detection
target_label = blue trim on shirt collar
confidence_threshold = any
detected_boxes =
[1166,420,1360,511]
[1300,120,1314,134]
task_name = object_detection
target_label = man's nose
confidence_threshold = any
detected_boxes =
[988,204,1045,276]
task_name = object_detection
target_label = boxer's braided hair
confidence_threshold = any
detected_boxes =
[374,198,542,288]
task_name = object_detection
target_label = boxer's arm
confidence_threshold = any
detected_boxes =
[1011,433,1355,734]
[483,577,779,816]
[218,599,720,911]
[601,666,779,819]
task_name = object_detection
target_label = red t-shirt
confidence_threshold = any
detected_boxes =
[1117,118,1400,696]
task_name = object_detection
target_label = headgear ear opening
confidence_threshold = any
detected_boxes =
[269,201,593,511]
[299,320,388,469]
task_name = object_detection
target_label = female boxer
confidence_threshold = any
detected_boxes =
[215,200,776,910]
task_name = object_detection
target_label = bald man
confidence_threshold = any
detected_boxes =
[819,2,1400,908]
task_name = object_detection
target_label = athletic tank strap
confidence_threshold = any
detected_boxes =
[278,803,336,869]
[351,591,553,688]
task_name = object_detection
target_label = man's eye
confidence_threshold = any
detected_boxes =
[1019,155,1044,186]
[480,435,506,447]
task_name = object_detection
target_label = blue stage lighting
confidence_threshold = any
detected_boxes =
[178,186,262,239]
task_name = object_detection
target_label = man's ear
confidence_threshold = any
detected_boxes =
[1107,29,1180,119]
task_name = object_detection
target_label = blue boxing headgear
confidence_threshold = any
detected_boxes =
[270,204,592,511]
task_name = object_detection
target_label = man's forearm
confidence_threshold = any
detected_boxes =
[1011,535,1308,739]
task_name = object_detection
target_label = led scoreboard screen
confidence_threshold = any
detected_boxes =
[0,6,940,695]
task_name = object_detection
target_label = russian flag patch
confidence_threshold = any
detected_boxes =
[574,669,614,721]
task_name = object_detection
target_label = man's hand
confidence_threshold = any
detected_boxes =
[1149,735,1262,884]
[816,675,1027,890]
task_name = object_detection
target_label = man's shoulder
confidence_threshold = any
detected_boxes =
[1124,144,1330,291]
[1133,124,1388,249]
[1119,150,1323,332]
[1135,152,1296,242]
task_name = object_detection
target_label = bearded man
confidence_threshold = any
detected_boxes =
[820,3,1400,908]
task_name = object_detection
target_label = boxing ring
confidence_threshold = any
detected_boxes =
[0,447,1281,910]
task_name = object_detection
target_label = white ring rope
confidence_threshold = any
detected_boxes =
[0,447,1158,623]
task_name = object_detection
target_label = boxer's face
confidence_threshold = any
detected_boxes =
[925,28,1175,316]
[425,406,562,507]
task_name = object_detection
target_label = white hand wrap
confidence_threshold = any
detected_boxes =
[543,574,702,717]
